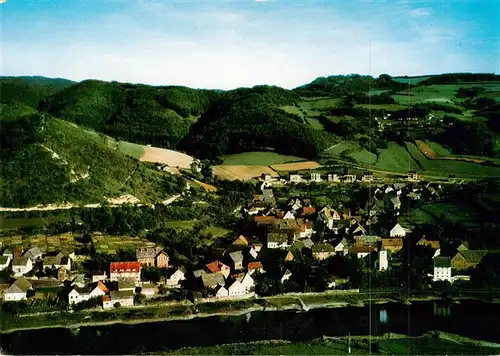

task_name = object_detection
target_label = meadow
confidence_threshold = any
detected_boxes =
[221,151,304,166]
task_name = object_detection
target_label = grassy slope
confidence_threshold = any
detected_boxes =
[0,107,185,207]
[221,151,304,165]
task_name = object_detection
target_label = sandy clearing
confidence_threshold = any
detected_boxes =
[270,161,321,171]
[213,165,279,181]
[140,147,194,169]
[106,195,140,205]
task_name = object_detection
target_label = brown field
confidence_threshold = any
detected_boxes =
[191,179,217,192]
[140,146,194,169]
[415,140,484,163]
[415,140,438,159]
[213,165,279,181]
[270,161,321,171]
[440,156,483,163]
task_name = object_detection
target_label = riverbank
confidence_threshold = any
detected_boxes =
[2,290,500,333]
[154,331,500,355]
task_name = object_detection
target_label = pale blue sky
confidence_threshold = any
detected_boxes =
[1,0,499,89]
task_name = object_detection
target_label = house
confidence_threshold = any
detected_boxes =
[327,174,340,182]
[92,271,107,282]
[288,198,303,211]
[433,257,452,282]
[332,238,347,255]
[136,248,169,268]
[240,273,255,294]
[12,257,33,277]
[349,246,377,259]
[0,255,11,271]
[267,231,292,249]
[232,235,249,247]
[167,267,186,287]
[283,211,296,220]
[201,272,226,289]
[4,277,32,301]
[310,173,322,182]
[390,196,401,210]
[349,222,366,236]
[228,280,246,297]
[229,251,244,270]
[362,174,373,183]
[118,278,137,291]
[302,206,316,216]
[110,262,141,282]
[284,250,294,262]
[24,247,44,261]
[407,172,421,182]
[417,237,440,250]
[378,250,388,271]
[254,215,277,226]
[2,248,13,260]
[390,223,407,238]
[289,174,303,183]
[43,253,71,270]
[457,242,469,252]
[247,262,264,275]
[68,282,107,305]
[216,286,229,299]
[354,235,380,247]
[102,295,113,309]
[380,238,403,253]
[281,269,292,283]
[312,243,335,260]
[141,283,157,298]
[343,175,357,183]
[109,290,134,307]
[206,261,231,278]
[451,250,488,269]
[296,219,314,238]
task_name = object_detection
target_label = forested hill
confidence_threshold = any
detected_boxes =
[296,73,500,97]
[0,76,75,108]
[178,86,335,158]
[39,80,220,149]
[0,102,186,208]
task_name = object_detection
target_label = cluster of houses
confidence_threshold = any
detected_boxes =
[431,241,490,283]
[258,172,421,186]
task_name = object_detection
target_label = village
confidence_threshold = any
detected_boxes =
[0,171,496,313]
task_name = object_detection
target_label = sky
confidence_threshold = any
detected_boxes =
[1,0,499,89]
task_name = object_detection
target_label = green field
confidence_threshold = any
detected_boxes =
[424,141,452,156]
[116,141,145,159]
[350,149,377,165]
[405,142,500,177]
[299,97,341,110]
[375,142,421,172]
[221,151,304,165]
[323,141,358,156]
[165,220,231,237]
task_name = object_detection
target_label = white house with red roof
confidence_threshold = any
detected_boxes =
[110,262,141,282]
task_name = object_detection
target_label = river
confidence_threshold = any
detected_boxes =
[2,300,499,354]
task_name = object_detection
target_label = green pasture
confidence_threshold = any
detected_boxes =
[221,151,304,165]
[375,142,421,172]
[392,76,431,85]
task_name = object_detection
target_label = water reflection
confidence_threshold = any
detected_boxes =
[433,301,451,317]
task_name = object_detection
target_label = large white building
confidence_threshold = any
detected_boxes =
[109,262,141,282]
[433,257,452,282]
[68,282,108,305]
